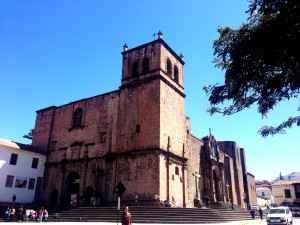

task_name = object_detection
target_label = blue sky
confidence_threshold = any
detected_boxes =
[0,0,299,181]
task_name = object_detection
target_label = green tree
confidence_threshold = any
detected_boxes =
[279,172,283,180]
[204,0,300,137]
[23,129,34,140]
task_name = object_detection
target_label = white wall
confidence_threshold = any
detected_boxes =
[257,196,271,207]
[0,144,46,204]
[257,187,274,203]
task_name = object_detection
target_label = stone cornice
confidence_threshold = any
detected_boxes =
[120,71,186,98]
[45,147,188,166]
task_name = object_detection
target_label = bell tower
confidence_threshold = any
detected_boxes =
[117,31,186,157]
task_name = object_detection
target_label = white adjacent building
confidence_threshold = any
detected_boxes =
[257,186,274,205]
[0,138,46,205]
[272,179,300,206]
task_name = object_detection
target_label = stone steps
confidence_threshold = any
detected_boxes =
[46,206,252,223]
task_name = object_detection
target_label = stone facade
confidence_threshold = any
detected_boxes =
[31,35,256,208]
[247,173,258,207]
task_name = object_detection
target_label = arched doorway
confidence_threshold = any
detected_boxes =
[63,171,80,205]
[213,170,219,202]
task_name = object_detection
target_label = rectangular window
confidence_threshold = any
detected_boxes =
[285,189,291,198]
[175,167,179,175]
[294,183,300,199]
[136,124,140,133]
[5,175,14,187]
[10,153,18,165]
[28,178,35,190]
[31,158,39,169]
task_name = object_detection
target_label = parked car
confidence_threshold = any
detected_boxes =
[251,204,259,210]
[286,204,300,211]
[266,206,293,225]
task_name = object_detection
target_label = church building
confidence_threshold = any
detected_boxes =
[31,32,257,208]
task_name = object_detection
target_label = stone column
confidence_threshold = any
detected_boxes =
[218,164,225,202]
[209,167,214,201]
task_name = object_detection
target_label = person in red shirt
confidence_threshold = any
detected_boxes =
[121,206,132,225]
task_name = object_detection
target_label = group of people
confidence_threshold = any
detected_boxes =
[250,207,264,220]
[160,200,172,207]
[4,205,48,222]
[153,196,172,207]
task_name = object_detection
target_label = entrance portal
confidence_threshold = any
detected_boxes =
[63,171,80,205]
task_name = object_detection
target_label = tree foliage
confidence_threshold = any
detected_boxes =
[204,0,300,137]
[23,129,34,140]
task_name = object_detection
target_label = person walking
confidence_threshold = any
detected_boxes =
[250,209,255,220]
[12,194,16,206]
[25,208,30,222]
[259,208,263,220]
[121,206,132,225]
[17,205,23,222]
[135,193,138,206]
[38,207,44,222]
[4,206,10,222]
[9,206,15,222]
[43,209,48,221]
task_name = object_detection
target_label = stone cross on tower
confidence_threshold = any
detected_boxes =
[192,170,201,198]
[153,32,156,40]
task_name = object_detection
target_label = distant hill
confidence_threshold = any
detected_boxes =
[271,172,300,183]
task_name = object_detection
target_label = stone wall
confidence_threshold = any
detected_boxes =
[247,172,258,205]
[117,80,160,152]
[160,80,186,156]
[218,141,245,206]
[187,135,202,207]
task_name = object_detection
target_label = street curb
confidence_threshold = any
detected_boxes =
[240,220,265,225]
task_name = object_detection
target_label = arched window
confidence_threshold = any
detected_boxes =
[73,108,83,127]
[174,65,179,82]
[142,58,149,73]
[132,62,139,76]
[167,58,172,77]
[212,145,216,156]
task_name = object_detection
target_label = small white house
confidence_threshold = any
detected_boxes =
[0,138,46,205]
[257,186,274,204]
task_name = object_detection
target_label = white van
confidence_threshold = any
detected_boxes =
[266,206,293,225]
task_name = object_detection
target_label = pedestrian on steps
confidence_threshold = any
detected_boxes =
[259,208,263,220]
[39,207,44,222]
[121,206,132,225]
[250,209,255,220]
